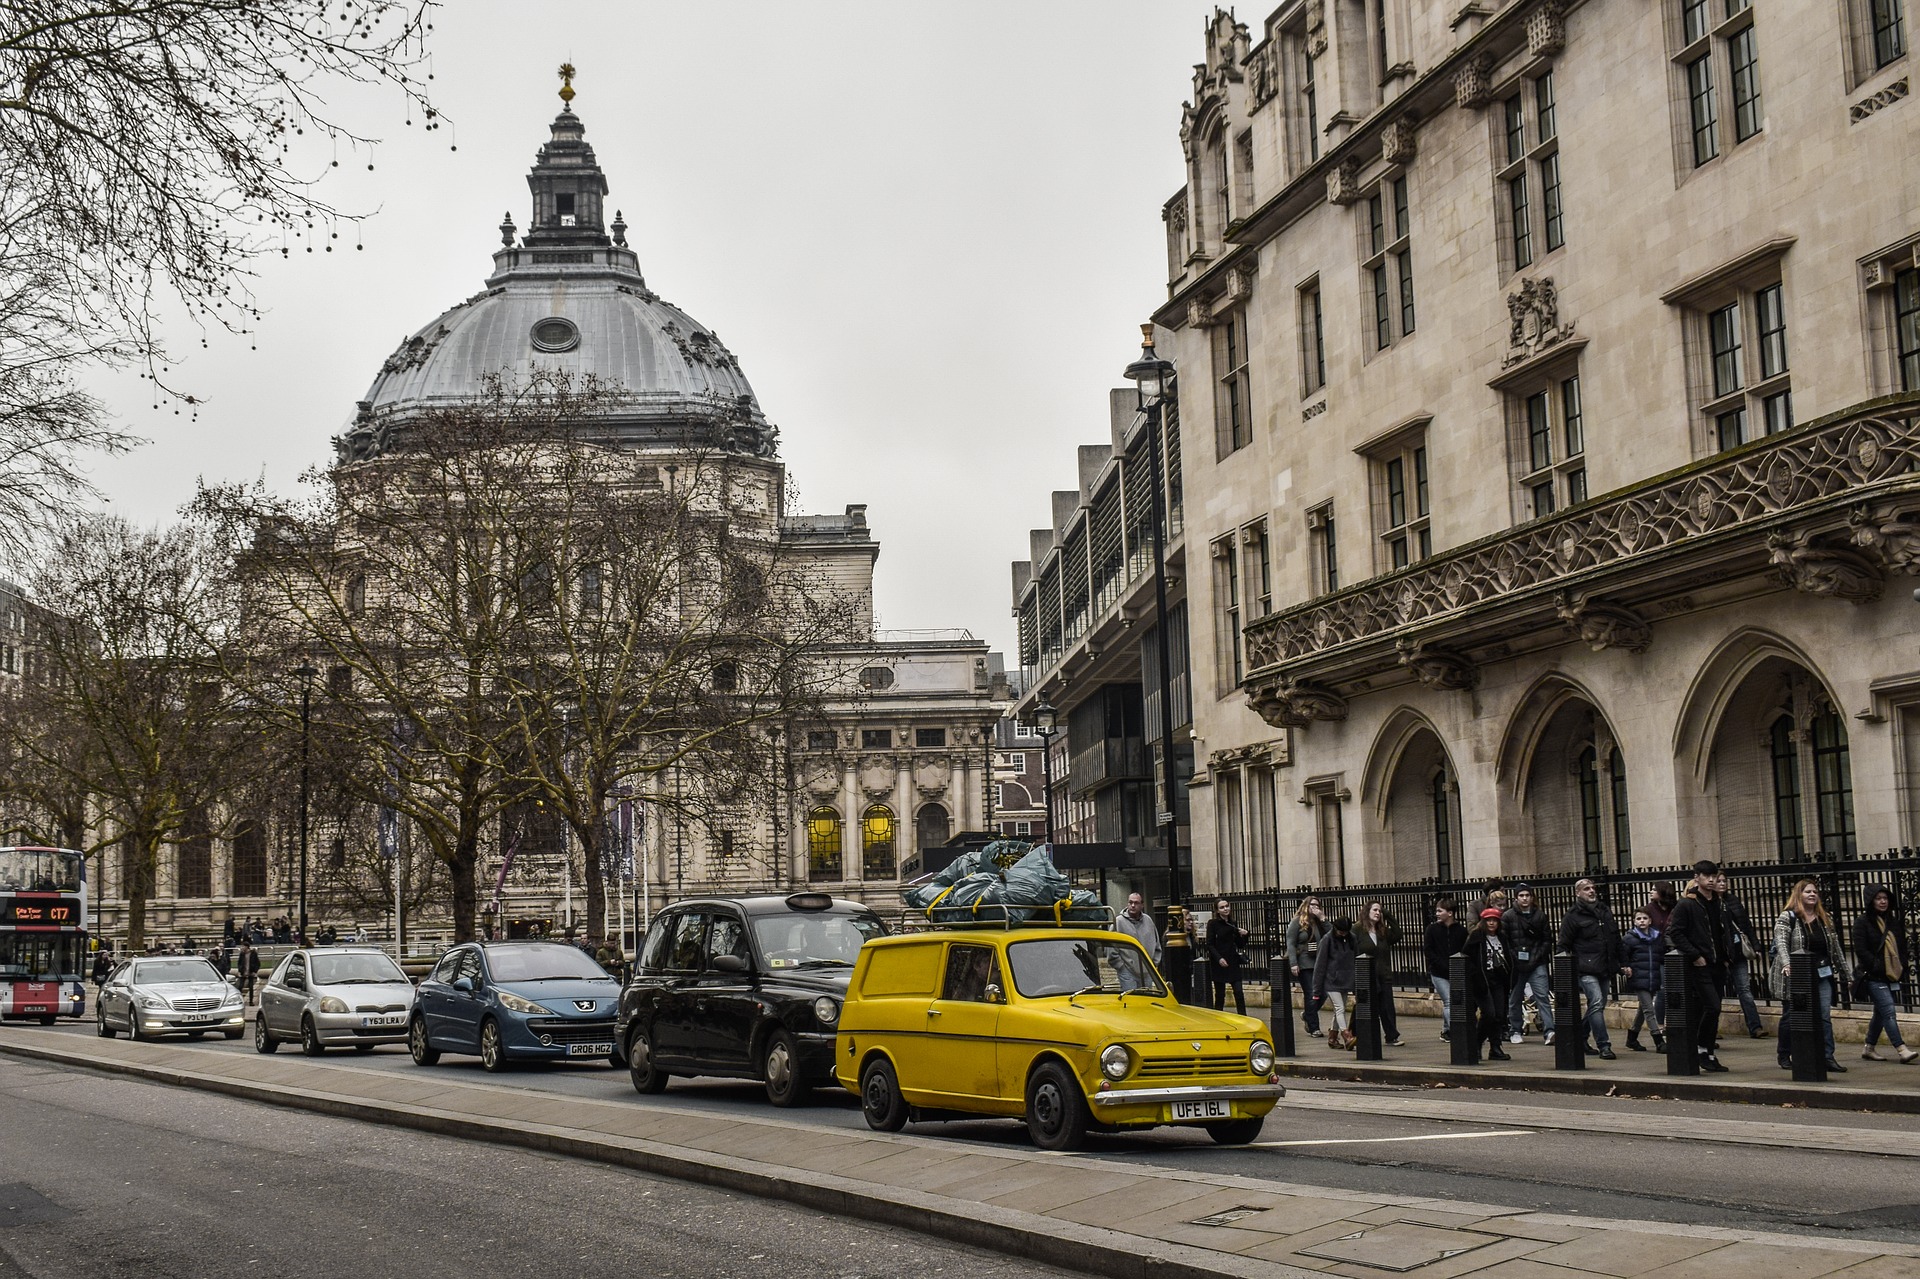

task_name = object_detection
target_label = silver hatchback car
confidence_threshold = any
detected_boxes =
[96,955,247,1040]
[256,947,417,1056]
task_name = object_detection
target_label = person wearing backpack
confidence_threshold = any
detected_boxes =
[1772,878,1851,1072]
[1312,916,1358,1051]
[1285,896,1329,1038]
[1851,883,1914,1064]
[1621,908,1667,1053]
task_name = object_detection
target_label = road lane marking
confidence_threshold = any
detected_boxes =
[1252,1129,1533,1148]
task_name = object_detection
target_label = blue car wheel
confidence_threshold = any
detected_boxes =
[480,1018,510,1072]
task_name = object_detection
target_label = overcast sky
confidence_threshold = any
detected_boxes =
[87,0,1227,658]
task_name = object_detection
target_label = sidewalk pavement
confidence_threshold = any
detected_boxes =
[5,1027,1919,1279]
[1266,1009,1920,1112]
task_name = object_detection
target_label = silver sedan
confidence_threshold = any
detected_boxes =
[256,947,417,1056]
[96,956,247,1041]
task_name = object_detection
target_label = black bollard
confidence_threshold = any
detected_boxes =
[1789,946,1826,1083]
[1353,956,1383,1060]
[1268,954,1296,1058]
[1664,952,1698,1076]
[1192,953,1212,1008]
[1552,955,1585,1071]
[1449,953,1478,1067]
[1164,941,1192,1006]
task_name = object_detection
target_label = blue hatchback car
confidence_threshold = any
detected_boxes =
[409,941,620,1072]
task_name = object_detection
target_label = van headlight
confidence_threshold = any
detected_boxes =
[1249,1040,1275,1075]
[1100,1044,1132,1080]
[812,996,840,1026]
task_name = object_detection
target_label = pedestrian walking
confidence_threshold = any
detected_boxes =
[1667,859,1732,1072]
[1502,884,1556,1044]
[1424,897,1467,1041]
[1773,878,1851,1072]
[1558,876,1628,1060]
[1312,916,1358,1050]
[91,946,111,989]
[1114,893,1163,971]
[1716,872,1766,1038]
[1205,899,1250,1015]
[1622,908,1667,1053]
[209,945,231,980]
[1284,896,1329,1037]
[1646,882,1678,936]
[1463,907,1513,1060]
[1853,884,1915,1063]
[234,939,261,1005]
[1354,901,1404,1047]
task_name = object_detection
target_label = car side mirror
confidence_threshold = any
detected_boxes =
[984,983,1006,1005]
[712,954,748,974]
[451,976,474,993]
[287,978,305,992]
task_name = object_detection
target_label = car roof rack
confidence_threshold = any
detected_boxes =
[895,901,1119,933]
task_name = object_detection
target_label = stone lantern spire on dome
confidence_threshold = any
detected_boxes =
[519,63,611,249]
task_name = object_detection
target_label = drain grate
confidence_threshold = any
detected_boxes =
[1297,1221,1500,1272]
[1190,1206,1269,1227]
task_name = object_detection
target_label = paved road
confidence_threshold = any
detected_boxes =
[0,1054,1073,1279]
[17,1022,1920,1246]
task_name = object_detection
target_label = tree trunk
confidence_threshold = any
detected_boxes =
[125,835,157,951]
[582,801,606,943]
[450,828,479,942]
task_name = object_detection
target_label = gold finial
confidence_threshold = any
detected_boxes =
[1139,322,1156,352]
[558,62,577,105]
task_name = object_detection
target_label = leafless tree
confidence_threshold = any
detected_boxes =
[0,0,438,568]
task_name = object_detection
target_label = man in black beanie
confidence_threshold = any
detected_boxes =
[1666,858,1732,1071]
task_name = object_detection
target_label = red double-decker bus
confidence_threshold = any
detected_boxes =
[0,846,88,1023]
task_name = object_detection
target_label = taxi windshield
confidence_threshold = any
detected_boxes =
[133,958,222,985]
[1006,937,1165,998]
[752,912,886,968]
[310,952,408,985]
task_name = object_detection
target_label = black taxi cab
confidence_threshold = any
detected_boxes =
[615,892,887,1106]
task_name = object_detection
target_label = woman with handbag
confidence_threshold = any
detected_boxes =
[1205,899,1250,1015]
[1355,900,1405,1048]
[1853,884,1916,1063]
[1462,907,1513,1061]
[1286,896,1329,1037]
[1772,878,1851,1072]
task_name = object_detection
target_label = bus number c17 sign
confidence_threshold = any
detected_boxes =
[1,897,78,926]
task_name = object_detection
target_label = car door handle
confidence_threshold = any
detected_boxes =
[927,1008,943,1017]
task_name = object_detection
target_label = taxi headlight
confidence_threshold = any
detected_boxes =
[496,990,553,1016]
[318,996,350,1014]
[812,996,840,1026]
[1100,1044,1132,1080]
[1249,1040,1275,1076]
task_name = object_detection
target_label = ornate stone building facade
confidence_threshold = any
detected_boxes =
[87,91,1006,944]
[1023,1,1920,896]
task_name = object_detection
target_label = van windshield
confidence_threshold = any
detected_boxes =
[1006,938,1164,998]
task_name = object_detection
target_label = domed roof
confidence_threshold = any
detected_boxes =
[337,100,774,464]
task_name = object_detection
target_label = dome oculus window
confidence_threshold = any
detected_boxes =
[531,317,581,353]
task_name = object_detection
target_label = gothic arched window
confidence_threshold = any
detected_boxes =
[861,804,896,880]
[1769,715,1804,860]
[1430,768,1454,882]
[1811,710,1856,857]
[916,803,950,853]
[807,807,842,881]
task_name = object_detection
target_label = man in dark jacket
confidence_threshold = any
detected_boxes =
[1558,878,1629,1059]
[1502,885,1556,1045]
[1423,897,1468,1040]
[1665,859,1732,1071]
[234,939,262,1005]
[1715,871,1765,1037]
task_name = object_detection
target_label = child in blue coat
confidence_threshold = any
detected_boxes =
[1622,908,1667,1052]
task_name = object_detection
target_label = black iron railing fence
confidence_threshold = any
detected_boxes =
[1187,851,1920,1012]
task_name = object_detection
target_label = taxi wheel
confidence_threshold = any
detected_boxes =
[96,1006,116,1039]
[1025,1062,1090,1152]
[761,1029,807,1108]
[300,1016,326,1056]
[408,1016,440,1067]
[859,1057,908,1133]
[1206,1117,1266,1146]
[627,1024,669,1094]
[479,1019,510,1072]
[254,1014,278,1054]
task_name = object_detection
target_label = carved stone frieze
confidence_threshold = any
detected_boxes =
[380,325,450,375]
[1165,196,1188,233]
[1239,400,1920,678]
[1847,505,1920,573]
[803,765,839,798]
[1226,264,1255,302]
[1306,0,1327,57]
[1767,529,1886,603]
[1381,117,1419,167]
[1186,297,1217,329]
[1851,77,1909,123]
[1454,55,1494,109]
[1527,1,1567,57]
[1326,159,1365,206]
[1247,44,1278,107]
[1247,676,1349,729]
[1395,638,1479,690]
[1556,594,1653,653]
[913,758,952,797]
[1503,277,1576,367]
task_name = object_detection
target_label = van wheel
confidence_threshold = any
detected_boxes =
[1025,1061,1090,1151]
[626,1024,668,1094]
[859,1057,908,1132]
[761,1029,807,1108]
[408,1016,439,1066]
[1206,1117,1266,1145]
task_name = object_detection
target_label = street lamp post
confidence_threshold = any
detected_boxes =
[1032,699,1059,845]
[1123,325,1185,905]
[767,724,785,890]
[294,663,318,945]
